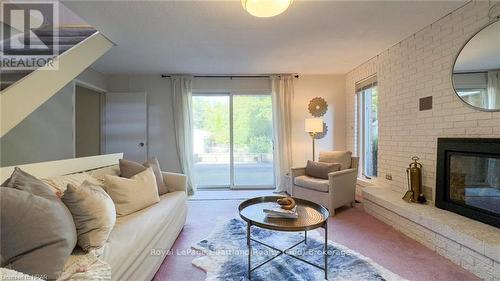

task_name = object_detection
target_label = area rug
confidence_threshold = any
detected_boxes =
[192,218,406,281]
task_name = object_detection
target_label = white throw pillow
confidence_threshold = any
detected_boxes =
[104,168,160,216]
[87,164,120,183]
[42,172,101,194]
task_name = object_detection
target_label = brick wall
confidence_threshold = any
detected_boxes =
[364,199,500,280]
[346,1,500,200]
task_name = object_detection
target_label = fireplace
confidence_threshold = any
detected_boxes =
[436,138,500,228]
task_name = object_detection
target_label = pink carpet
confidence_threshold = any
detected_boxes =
[153,199,479,281]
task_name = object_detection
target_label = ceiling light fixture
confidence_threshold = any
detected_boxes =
[241,0,294,18]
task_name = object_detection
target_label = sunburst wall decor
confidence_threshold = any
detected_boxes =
[308,97,328,117]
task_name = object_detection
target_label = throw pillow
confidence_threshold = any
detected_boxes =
[119,158,168,195]
[1,168,77,280]
[87,165,120,183]
[118,159,147,178]
[104,167,160,216]
[62,181,116,252]
[318,151,352,170]
[42,172,101,194]
[143,157,168,195]
[305,160,341,179]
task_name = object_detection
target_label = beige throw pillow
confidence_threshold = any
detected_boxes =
[119,158,168,195]
[104,168,160,216]
[61,181,116,252]
[87,165,120,183]
[42,172,101,194]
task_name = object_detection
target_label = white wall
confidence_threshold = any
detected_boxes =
[345,1,500,200]
[76,68,108,91]
[193,77,271,92]
[0,68,107,166]
[1,83,75,166]
[291,75,346,166]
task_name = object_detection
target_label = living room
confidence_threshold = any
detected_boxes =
[1,1,499,281]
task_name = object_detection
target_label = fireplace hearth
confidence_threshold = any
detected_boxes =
[436,138,500,228]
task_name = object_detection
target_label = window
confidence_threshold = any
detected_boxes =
[456,88,488,108]
[356,77,378,178]
[192,93,274,189]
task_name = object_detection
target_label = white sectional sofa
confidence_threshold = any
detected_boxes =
[0,154,188,281]
[102,171,188,281]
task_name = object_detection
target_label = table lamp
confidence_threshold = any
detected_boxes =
[305,118,323,161]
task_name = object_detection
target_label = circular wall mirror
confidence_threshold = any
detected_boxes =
[452,20,500,111]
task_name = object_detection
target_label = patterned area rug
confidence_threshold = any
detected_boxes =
[192,218,406,281]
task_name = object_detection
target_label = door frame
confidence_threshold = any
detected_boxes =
[73,79,107,158]
[192,90,275,190]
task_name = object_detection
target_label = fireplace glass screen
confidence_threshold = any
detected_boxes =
[449,154,500,215]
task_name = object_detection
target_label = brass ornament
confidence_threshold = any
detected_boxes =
[308,97,328,117]
[277,197,296,210]
[403,156,425,203]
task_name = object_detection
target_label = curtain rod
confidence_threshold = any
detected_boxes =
[161,74,299,79]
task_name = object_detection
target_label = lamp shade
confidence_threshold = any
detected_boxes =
[241,0,293,18]
[305,118,323,133]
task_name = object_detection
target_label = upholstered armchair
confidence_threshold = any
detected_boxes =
[291,151,359,216]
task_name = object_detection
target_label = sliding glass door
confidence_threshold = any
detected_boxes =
[192,93,274,189]
[192,95,230,187]
[233,95,274,187]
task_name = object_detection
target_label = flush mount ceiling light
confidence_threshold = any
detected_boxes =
[241,0,294,18]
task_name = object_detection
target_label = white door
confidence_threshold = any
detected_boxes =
[105,92,147,162]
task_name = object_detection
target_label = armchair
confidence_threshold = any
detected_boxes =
[291,151,359,216]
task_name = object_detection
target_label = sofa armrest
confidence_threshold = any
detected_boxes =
[161,171,188,193]
[327,168,358,207]
[290,167,306,178]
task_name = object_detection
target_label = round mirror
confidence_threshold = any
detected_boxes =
[452,20,500,111]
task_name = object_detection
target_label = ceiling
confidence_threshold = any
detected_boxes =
[454,20,500,72]
[63,1,466,75]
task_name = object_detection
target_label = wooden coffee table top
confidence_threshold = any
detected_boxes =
[238,196,329,231]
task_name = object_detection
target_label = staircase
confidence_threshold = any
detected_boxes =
[1,27,97,91]
[0,26,113,137]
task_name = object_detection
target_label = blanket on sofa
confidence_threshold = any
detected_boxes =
[1,250,111,281]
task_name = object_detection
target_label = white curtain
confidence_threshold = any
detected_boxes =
[487,70,499,109]
[271,75,294,193]
[171,76,195,195]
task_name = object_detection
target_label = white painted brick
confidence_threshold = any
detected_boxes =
[462,246,494,266]
[363,187,500,280]
[465,112,493,121]
[478,119,500,127]
[466,127,493,135]
[494,261,500,271]
[345,1,498,205]
[437,246,461,265]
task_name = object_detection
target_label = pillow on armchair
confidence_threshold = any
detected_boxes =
[318,151,352,170]
[305,160,341,179]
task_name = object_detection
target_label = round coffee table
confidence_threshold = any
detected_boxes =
[239,196,329,280]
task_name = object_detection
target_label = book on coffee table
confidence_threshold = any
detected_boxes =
[263,204,298,218]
